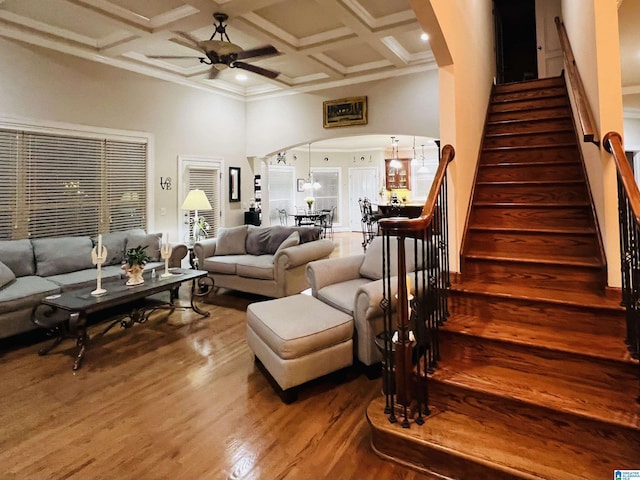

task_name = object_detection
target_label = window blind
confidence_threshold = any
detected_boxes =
[268,166,294,224]
[0,127,148,240]
[188,167,219,237]
[311,168,340,222]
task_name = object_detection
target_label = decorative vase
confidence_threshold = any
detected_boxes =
[125,264,145,286]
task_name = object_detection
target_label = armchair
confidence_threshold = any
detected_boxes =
[306,236,424,369]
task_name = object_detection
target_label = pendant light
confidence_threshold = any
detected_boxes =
[302,143,321,190]
[389,136,402,169]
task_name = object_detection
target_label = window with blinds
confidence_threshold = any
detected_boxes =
[0,127,148,240]
[188,167,219,237]
[311,168,340,222]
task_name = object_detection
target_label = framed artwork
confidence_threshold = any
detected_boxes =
[323,96,367,128]
[297,178,305,192]
[229,167,241,202]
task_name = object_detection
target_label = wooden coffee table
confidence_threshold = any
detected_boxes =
[32,268,212,370]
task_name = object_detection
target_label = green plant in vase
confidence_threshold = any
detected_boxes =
[123,245,151,286]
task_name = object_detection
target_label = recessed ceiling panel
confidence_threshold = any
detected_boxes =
[189,21,265,51]
[107,0,185,20]
[255,0,343,38]
[264,54,320,78]
[394,29,430,55]
[324,42,384,67]
[356,0,412,18]
[2,0,126,39]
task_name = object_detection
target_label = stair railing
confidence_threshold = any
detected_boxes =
[604,131,640,403]
[377,144,455,427]
[554,17,600,146]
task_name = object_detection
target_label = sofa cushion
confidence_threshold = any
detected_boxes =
[97,230,143,266]
[126,232,162,261]
[0,260,16,289]
[236,255,275,280]
[202,255,242,274]
[215,225,248,256]
[32,236,94,277]
[0,239,34,277]
[0,276,60,314]
[317,278,372,315]
[275,231,300,255]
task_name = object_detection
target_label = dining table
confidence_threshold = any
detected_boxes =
[292,211,328,227]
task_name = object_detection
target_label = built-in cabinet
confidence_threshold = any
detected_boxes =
[385,158,411,190]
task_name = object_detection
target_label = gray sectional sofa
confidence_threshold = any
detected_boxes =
[0,229,187,339]
[194,225,335,298]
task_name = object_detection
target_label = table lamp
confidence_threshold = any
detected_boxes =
[181,189,212,242]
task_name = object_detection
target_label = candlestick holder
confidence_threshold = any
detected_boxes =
[160,243,173,278]
[91,245,108,296]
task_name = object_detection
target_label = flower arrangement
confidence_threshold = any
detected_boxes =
[190,216,210,241]
[305,196,315,210]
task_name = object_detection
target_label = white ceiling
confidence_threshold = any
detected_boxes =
[0,0,434,100]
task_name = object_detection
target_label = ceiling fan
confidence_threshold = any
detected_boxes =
[148,12,280,80]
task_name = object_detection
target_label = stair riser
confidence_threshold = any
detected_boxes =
[489,106,571,122]
[477,164,583,182]
[469,206,593,230]
[490,96,569,113]
[438,332,638,391]
[486,117,573,135]
[428,381,640,473]
[484,131,576,148]
[480,146,579,164]
[465,231,600,259]
[461,258,605,292]
[368,424,523,480]
[448,290,626,337]
[492,86,567,103]
[473,183,589,204]
[494,77,565,94]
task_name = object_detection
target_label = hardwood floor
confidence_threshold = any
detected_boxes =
[0,232,437,480]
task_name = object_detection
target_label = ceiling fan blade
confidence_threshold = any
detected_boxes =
[147,55,201,59]
[174,31,201,46]
[235,45,279,61]
[231,61,279,79]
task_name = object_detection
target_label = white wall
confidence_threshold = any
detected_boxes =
[624,117,640,149]
[0,37,248,235]
[411,0,495,272]
[245,71,440,157]
[562,0,624,286]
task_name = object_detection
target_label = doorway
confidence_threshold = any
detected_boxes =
[494,0,538,84]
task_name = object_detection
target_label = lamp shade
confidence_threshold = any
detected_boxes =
[181,189,212,211]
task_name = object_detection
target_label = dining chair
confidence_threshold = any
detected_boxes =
[277,208,288,226]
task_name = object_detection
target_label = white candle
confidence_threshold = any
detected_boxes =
[165,232,169,244]
[97,234,102,255]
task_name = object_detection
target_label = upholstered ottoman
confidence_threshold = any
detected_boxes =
[246,294,353,403]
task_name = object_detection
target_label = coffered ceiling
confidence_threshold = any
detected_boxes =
[0,0,434,100]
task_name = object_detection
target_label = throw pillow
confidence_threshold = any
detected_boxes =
[96,230,129,266]
[0,239,35,277]
[292,226,322,243]
[264,226,297,254]
[214,225,249,256]
[0,259,16,289]
[32,236,94,277]
[274,231,300,255]
[126,233,162,261]
[245,226,272,255]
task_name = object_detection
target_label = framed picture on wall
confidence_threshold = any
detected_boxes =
[297,178,305,192]
[323,96,367,128]
[229,167,240,202]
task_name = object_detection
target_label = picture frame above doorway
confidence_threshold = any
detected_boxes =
[229,167,241,202]
[323,96,367,128]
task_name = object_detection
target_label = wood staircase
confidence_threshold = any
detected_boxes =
[368,76,640,479]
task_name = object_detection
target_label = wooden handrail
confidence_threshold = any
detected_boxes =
[555,17,599,145]
[379,144,455,235]
[604,132,640,225]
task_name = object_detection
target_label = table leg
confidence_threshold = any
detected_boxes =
[191,276,213,317]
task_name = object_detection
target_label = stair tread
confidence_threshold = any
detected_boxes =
[367,397,633,480]
[444,313,632,363]
[473,201,590,207]
[469,225,596,234]
[479,160,580,167]
[485,129,574,138]
[464,252,604,267]
[450,279,623,309]
[487,115,572,125]
[483,143,575,151]
[432,361,640,430]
